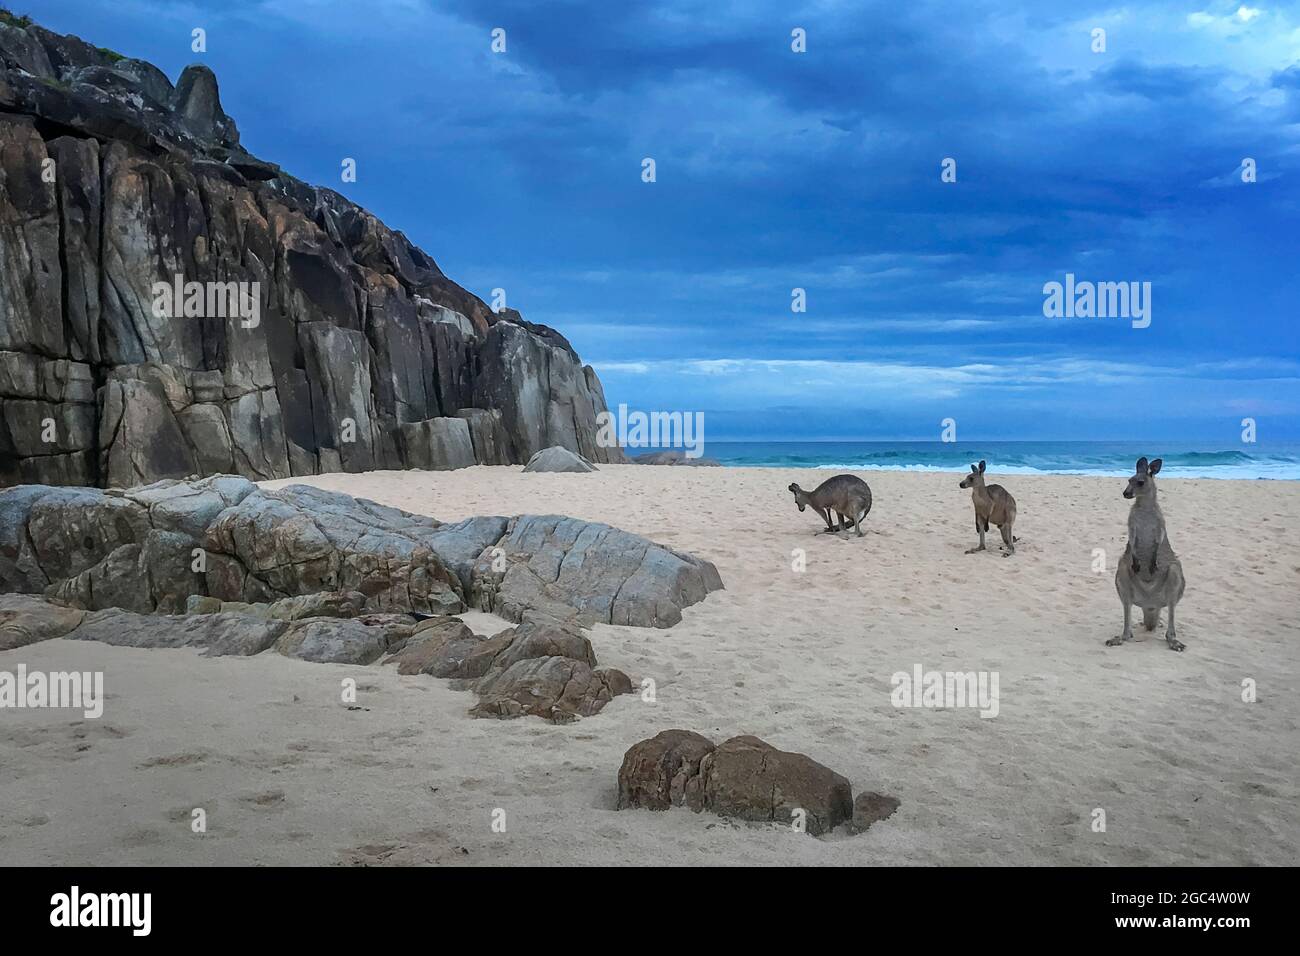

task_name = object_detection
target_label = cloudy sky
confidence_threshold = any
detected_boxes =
[36,0,1300,441]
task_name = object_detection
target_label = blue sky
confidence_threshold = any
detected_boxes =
[32,0,1300,441]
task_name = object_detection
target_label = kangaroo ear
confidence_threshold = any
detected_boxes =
[1148,458,1162,475]
[970,463,978,473]
[978,460,986,473]
[1136,456,1149,474]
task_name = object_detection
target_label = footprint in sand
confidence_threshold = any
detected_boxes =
[137,750,208,769]
[238,789,286,809]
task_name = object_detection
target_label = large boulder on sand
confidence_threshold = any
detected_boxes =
[522,446,598,473]
[470,656,632,723]
[694,735,854,835]
[471,514,723,628]
[617,732,865,836]
[616,730,718,811]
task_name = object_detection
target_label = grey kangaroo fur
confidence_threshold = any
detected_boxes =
[958,460,1017,556]
[788,475,873,536]
[1107,456,1187,652]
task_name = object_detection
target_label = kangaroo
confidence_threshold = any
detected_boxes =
[1107,457,1186,652]
[788,475,873,536]
[958,460,1017,556]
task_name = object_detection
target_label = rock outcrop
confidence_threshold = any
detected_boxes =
[0,16,623,489]
[632,451,722,467]
[471,514,723,628]
[617,731,887,837]
[0,478,721,627]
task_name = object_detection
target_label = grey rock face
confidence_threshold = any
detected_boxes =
[67,607,287,657]
[398,417,476,471]
[274,618,391,665]
[474,321,625,466]
[0,16,619,488]
[522,446,598,474]
[470,514,724,628]
[455,408,510,466]
[1,480,720,631]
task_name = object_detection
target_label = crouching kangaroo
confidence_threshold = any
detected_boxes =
[788,475,873,536]
[1107,457,1187,652]
[959,460,1017,556]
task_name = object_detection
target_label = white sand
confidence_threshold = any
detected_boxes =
[2,465,1297,865]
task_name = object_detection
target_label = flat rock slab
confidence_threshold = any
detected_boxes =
[65,607,287,657]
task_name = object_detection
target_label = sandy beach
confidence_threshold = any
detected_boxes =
[2,465,1297,865]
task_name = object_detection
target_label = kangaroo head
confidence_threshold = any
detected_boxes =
[788,482,810,512]
[958,460,986,490]
[1123,456,1162,500]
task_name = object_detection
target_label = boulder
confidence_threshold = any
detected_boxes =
[523,446,598,474]
[616,732,862,837]
[470,656,633,723]
[274,618,391,665]
[0,593,86,650]
[201,484,468,614]
[398,416,476,470]
[852,792,901,833]
[691,736,854,835]
[266,590,368,622]
[392,625,514,680]
[455,407,511,465]
[632,450,722,467]
[470,514,723,628]
[479,616,596,674]
[616,730,717,811]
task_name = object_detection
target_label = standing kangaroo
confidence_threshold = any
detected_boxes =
[958,460,1017,556]
[788,475,873,536]
[1107,457,1186,652]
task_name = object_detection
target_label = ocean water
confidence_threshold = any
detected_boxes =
[679,441,1300,480]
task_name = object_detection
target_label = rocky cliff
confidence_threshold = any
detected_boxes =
[0,14,622,488]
